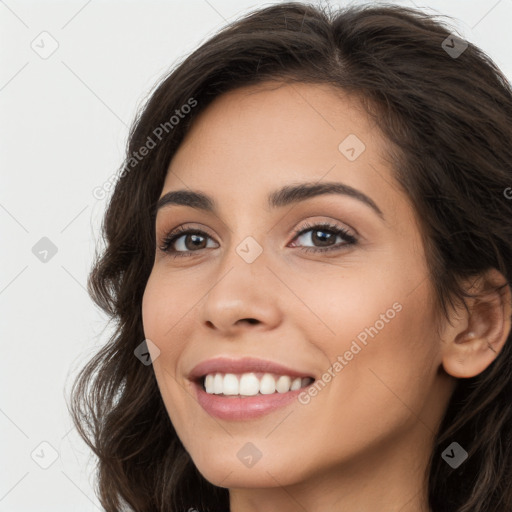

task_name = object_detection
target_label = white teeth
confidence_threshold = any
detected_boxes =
[276,375,291,393]
[239,373,260,396]
[223,373,239,395]
[202,372,313,396]
[290,377,302,391]
[205,374,214,393]
[259,374,276,394]
[213,373,223,394]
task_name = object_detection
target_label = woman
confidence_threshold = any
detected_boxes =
[70,2,512,511]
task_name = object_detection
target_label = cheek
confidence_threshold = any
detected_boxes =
[290,261,440,406]
[141,268,193,340]
[298,247,436,361]
[364,280,442,404]
[324,282,440,431]
[142,274,192,432]
[284,264,404,346]
[141,274,163,342]
[141,270,186,369]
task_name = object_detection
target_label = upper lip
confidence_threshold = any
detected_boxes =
[188,357,316,382]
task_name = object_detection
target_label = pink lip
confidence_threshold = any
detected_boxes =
[187,356,316,421]
[188,356,315,381]
[192,381,309,420]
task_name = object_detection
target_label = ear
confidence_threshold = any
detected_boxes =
[441,268,512,378]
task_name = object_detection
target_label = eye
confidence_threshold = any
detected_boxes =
[158,221,357,258]
[159,225,218,257]
[288,221,357,253]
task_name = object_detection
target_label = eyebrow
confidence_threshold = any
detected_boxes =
[156,181,384,219]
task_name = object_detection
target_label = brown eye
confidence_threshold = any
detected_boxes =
[289,222,357,253]
[160,228,218,255]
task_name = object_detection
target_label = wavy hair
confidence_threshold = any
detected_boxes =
[69,2,512,511]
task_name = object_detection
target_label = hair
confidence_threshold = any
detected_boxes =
[68,2,512,511]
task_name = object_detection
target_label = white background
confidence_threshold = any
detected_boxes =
[1,0,511,510]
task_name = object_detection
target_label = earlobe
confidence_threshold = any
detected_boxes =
[441,268,512,379]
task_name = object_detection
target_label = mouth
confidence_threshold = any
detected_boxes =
[195,372,315,397]
[191,374,316,420]
[187,357,317,419]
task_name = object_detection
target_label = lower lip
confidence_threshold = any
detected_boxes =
[192,380,311,420]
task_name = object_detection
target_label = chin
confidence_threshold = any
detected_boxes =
[190,451,306,489]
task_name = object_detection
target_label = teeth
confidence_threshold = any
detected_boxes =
[239,373,259,396]
[223,373,239,395]
[202,372,313,396]
[290,377,302,391]
[259,373,276,394]
[205,374,214,393]
[213,373,223,394]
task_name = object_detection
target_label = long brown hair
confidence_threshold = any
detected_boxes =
[69,2,512,510]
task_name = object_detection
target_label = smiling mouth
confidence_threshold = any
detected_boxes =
[197,372,315,397]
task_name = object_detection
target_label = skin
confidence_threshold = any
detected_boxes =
[141,81,512,512]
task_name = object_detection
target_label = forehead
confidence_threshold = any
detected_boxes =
[161,81,408,227]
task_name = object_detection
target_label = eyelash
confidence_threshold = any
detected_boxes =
[158,221,357,258]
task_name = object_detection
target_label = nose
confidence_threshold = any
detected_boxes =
[199,249,283,336]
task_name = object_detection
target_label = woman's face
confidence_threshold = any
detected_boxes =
[142,82,455,497]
